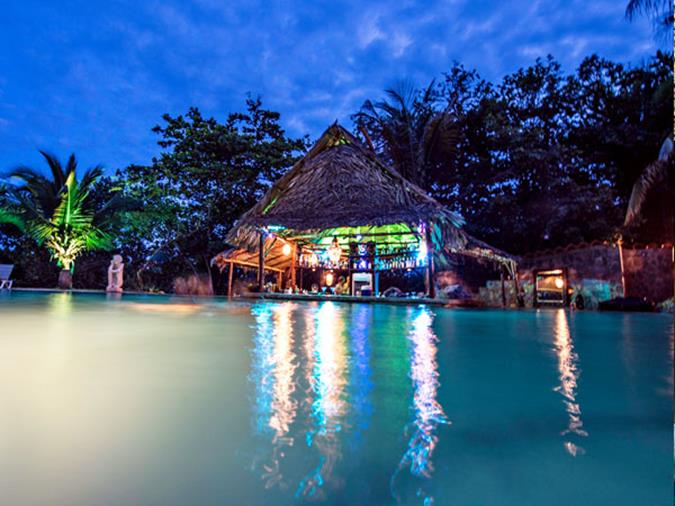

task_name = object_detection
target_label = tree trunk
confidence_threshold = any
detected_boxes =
[58,269,72,290]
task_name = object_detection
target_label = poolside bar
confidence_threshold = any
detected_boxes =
[213,123,514,302]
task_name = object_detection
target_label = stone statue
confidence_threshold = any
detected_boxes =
[106,254,124,293]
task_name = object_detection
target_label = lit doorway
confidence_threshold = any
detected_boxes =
[534,269,567,307]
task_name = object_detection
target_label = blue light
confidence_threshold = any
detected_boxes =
[416,240,428,266]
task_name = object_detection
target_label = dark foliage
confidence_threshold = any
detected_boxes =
[356,52,673,254]
[119,97,309,292]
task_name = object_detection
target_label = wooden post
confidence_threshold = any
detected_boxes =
[347,250,352,296]
[227,261,234,298]
[258,232,265,292]
[500,268,507,308]
[276,271,282,291]
[290,243,297,290]
[617,238,627,297]
[426,224,436,299]
[512,261,522,307]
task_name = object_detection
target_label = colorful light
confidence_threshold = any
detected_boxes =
[553,309,587,456]
[327,236,342,264]
[417,239,428,265]
[416,222,428,267]
[306,252,319,268]
[325,272,334,286]
[554,277,564,289]
[282,243,292,256]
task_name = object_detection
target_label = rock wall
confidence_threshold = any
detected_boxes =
[477,244,673,307]
[622,247,673,302]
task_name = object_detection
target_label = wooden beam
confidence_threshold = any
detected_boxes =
[284,230,419,241]
[222,258,284,273]
[290,243,297,289]
[258,232,265,291]
[264,237,277,257]
[264,252,292,266]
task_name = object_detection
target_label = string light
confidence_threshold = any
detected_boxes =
[327,236,342,264]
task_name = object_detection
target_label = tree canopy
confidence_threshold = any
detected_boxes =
[119,97,308,290]
[1,52,671,290]
[355,51,673,254]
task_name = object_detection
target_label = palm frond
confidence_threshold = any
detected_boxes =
[625,158,672,225]
[9,165,61,215]
[39,150,67,190]
[421,110,458,167]
[79,165,104,192]
[626,0,671,19]
[93,193,141,224]
[52,172,94,229]
[64,153,78,178]
[0,207,25,231]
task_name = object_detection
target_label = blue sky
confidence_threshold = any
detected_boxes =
[0,0,662,173]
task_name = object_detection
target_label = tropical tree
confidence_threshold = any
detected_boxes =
[353,81,458,190]
[121,98,308,292]
[624,137,674,297]
[0,152,130,289]
[626,0,674,31]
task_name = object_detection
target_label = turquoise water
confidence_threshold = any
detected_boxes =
[0,291,672,505]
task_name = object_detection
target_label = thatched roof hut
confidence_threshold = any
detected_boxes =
[226,123,465,252]
[215,123,513,298]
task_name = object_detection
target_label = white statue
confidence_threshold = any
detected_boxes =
[106,254,124,293]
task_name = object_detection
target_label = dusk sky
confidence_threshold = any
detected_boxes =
[0,0,662,173]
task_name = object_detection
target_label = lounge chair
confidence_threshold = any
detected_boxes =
[0,264,14,290]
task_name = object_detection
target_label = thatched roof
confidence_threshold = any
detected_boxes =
[212,236,293,273]
[226,123,465,252]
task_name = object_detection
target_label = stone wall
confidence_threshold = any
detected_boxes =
[622,247,673,302]
[477,244,673,307]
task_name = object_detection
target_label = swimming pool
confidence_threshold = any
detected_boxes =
[0,291,671,505]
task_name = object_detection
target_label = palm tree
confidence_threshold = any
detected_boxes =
[1,152,129,289]
[353,81,458,190]
[626,0,674,29]
[625,137,674,298]
[626,1,675,136]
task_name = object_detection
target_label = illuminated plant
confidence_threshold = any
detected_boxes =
[0,152,129,288]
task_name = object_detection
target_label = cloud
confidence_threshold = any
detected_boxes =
[357,12,386,48]
[0,0,661,172]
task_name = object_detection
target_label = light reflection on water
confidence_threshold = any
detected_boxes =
[249,302,449,504]
[249,302,298,490]
[1,293,672,506]
[347,305,373,450]
[296,302,348,500]
[552,309,587,456]
[390,307,449,505]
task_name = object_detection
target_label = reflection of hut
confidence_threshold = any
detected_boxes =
[213,123,512,299]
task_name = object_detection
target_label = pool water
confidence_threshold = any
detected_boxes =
[0,292,672,505]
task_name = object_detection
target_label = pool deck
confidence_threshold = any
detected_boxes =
[8,287,449,307]
[245,292,447,306]
[8,287,450,307]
